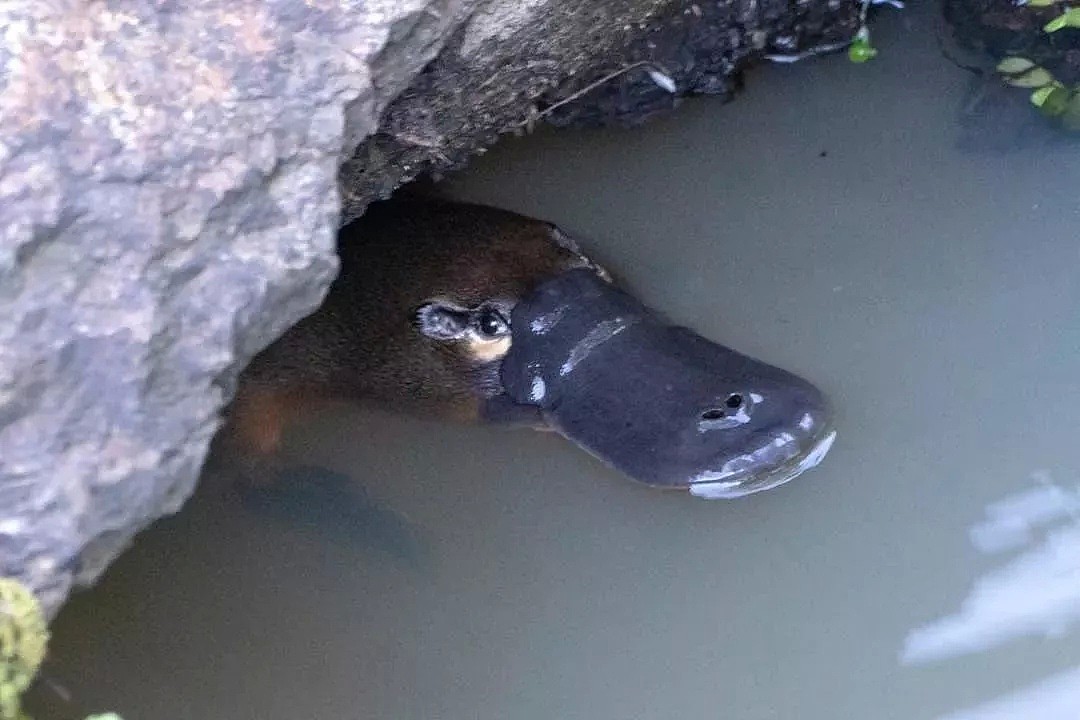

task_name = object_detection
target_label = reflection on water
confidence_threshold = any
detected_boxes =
[903,475,1080,667]
[903,475,1080,717]
[30,1,1080,718]
[941,665,1080,719]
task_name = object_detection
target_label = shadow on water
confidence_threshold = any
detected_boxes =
[231,463,435,575]
[26,447,438,720]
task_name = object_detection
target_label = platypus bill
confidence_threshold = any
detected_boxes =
[226,199,837,499]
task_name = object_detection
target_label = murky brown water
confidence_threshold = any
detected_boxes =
[32,3,1080,718]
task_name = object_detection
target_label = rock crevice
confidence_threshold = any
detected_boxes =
[0,0,857,618]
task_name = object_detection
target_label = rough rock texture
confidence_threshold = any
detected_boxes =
[0,0,464,618]
[0,0,857,619]
[340,0,860,222]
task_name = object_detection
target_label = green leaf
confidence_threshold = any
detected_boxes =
[1044,8,1080,31]
[1033,86,1071,116]
[1030,85,1054,106]
[848,38,878,63]
[1024,0,1057,7]
[1060,91,1080,130]
[1004,66,1055,87]
[997,57,1036,74]
[1045,15,1067,30]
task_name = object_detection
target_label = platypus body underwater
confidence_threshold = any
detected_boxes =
[226,199,836,499]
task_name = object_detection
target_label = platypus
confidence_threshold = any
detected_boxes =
[224,199,836,499]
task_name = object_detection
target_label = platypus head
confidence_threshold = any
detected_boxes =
[357,199,835,499]
[498,268,836,499]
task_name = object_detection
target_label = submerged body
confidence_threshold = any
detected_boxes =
[224,199,835,498]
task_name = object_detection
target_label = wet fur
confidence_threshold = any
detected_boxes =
[221,199,589,475]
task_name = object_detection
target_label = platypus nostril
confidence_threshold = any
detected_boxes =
[700,394,745,421]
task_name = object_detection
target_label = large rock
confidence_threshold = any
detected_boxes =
[0,0,857,619]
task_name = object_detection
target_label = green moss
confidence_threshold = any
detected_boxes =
[0,579,122,720]
[0,579,48,720]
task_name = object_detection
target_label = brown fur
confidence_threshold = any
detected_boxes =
[220,199,589,474]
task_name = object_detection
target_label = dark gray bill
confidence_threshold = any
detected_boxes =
[500,269,837,499]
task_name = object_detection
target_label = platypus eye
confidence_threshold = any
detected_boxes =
[476,308,509,338]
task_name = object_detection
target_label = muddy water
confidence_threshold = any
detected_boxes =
[35,3,1080,719]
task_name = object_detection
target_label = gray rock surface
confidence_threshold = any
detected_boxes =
[0,0,465,618]
[0,0,857,619]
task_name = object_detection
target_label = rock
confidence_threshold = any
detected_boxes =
[340,0,859,222]
[0,0,466,618]
[0,0,857,619]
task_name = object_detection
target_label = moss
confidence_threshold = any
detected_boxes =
[0,579,48,720]
[0,578,122,720]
